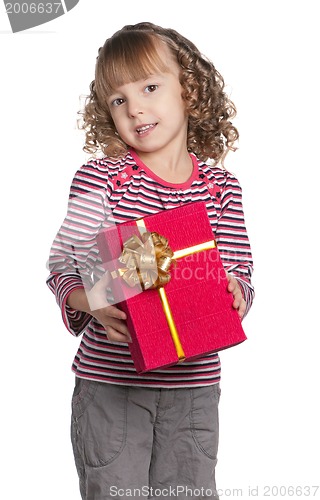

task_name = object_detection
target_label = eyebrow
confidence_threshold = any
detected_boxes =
[142,73,167,81]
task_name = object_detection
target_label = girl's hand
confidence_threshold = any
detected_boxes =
[226,272,246,319]
[92,305,131,343]
[87,272,132,343]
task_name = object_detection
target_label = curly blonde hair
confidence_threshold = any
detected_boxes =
[80,22,239,165]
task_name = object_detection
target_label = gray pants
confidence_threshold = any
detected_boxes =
[71,378,220,499]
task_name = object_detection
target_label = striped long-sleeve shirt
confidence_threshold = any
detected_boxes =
[47,149,254,388]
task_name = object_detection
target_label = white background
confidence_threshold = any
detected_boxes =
[0,1,319,499]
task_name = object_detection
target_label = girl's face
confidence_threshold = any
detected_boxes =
[107,43,188,159]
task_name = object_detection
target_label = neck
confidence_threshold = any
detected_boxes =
[134,146,193,183]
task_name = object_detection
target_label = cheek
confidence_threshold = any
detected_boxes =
[109,105,124,123]
[112,118,132,143]
[109,111,119,128]
[111,119,126,138]
[116,124,130,139]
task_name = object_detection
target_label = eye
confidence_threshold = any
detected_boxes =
[111,97,125,107]
[145,84,158,93]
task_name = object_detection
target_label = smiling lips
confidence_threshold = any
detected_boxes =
[136,123,157,135]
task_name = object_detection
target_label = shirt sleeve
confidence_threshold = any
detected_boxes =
[46,161,113,336]
[215,170,255,318]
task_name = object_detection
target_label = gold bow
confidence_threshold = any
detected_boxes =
[111,231,175,290]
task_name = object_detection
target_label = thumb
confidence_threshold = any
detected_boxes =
[94,270,111,291]
[100,271,111,285]
[87,271,111,311]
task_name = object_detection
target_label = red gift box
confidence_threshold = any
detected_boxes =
[97,202,246,373]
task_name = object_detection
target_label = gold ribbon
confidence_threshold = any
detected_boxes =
[111,230,175,290]
[113,218,216,362]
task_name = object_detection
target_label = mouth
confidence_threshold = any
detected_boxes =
[135,123,157,135]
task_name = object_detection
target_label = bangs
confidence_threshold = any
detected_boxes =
[96,32,170,97]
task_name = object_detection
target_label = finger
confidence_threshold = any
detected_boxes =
[92,271,111,293]
[238,298,246,319]
[227,274,237,291]
[100,270,111,284]
[106,326,132,343]
[105,305,127,320]
[232,296,241,310]
[231,288,242,308]
[107,317,130,336]
[228,280,236,292]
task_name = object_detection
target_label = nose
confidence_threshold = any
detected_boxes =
[127,97,144,118]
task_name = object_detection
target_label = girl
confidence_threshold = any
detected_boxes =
[47,22,254,500]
